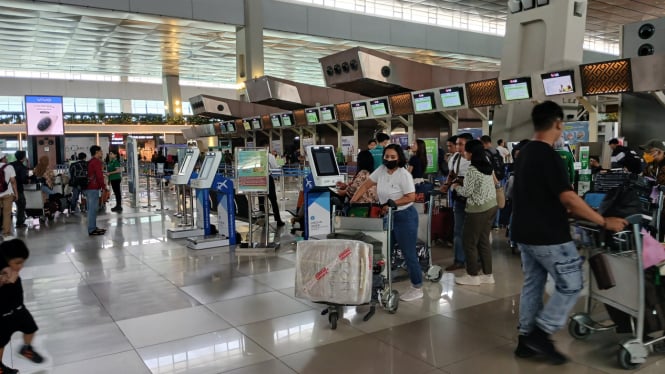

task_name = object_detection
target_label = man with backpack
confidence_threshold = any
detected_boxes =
[481,135,506,181]
[10,151,28,228]
[609,138,642,174]
[69,153,87,213]
[0,152,17,240]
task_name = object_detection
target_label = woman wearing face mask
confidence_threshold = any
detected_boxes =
[451,139,498,286]
[351,144,422,302]
[407,139,428,184]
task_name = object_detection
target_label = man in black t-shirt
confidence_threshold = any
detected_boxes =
[513,101,626,365]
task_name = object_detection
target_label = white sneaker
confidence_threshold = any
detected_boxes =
[455,274,481,286]
[399,286,424,302]
[480,274,495,284]
[3,235,15,241]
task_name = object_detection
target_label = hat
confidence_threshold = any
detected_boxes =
[0,151,6,160]
[639,139,665,151]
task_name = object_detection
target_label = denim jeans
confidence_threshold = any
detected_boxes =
[453,200,466,265]
[518,241,583,335]
[388,205,422,287]
[85,189,100,233]
[71,186,81,211]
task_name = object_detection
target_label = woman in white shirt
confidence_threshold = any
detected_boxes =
[451,139,498,286]
[351,144,422,302]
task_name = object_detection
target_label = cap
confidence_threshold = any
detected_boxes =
[639,139,665,151]
[0,151,6,160]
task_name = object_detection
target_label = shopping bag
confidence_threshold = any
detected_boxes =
[495,186,506,209]
[642,229,665,269]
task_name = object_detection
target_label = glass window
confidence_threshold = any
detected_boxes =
[104,99,122,114]
[132,100,165,115]
[0,96,24,112]
[182,102,193,116]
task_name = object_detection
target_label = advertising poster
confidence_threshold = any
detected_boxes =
[306,191,331,238]
[563,121,589,144]
[341,135,355,158]
[235,148,269,193]
[458,128,483,140]
[25,95,64,136]
[271,140,282,155]
[390,134,408,150]
[423,138,438,174]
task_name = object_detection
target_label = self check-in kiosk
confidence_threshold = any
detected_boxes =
[303,145,344,239]
[167,146,204,239]
[186,151,237,249]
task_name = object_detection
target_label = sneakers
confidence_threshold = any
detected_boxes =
[19,344,45,363]
[111,206,123,212]
[0,362,19,374]
[514,335,537,358]
[522,326,568,365]
[399,286,424,302]
[455,274,481,286]
[480,274,495,284]
[445,262,465,271]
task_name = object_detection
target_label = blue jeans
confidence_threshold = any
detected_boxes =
[453,200,466,264]
[71,186,81,211]
[388,205,422,287]
[518,241,584,335]
[85,189,100,233]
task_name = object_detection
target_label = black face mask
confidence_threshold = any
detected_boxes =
[383,159,398,169]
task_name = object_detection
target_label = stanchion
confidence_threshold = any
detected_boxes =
[141,173,156,209]
[156,176,168,212]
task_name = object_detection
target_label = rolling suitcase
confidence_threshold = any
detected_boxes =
[431,205,454,242]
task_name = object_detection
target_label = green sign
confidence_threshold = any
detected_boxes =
[235,148,269,193]
[423,138,438,174]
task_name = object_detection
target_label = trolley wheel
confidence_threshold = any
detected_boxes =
[617,347,640,370]
[426,266,443,282]
[328,311,338,330]
[386,290,399,314]
[568,319,591,340]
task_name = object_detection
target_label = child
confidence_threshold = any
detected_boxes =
[0,239,44,374]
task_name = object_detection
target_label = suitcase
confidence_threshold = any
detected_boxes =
[431,205,454,242]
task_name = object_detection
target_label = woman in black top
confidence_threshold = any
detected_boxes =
[407,139,427,182]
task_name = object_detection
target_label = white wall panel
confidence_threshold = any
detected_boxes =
[129,0,194,19]
[37,0,131,10]
[349,14,391,45]
[192,0,244,25]
[262,0,308,34]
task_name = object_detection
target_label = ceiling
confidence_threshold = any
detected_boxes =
[0,0,664,87]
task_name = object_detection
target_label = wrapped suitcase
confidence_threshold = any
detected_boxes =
[295,239,373,305]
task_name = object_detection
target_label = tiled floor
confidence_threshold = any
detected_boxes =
[2,190,665,374]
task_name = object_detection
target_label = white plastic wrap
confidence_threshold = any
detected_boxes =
[295,239,373,305]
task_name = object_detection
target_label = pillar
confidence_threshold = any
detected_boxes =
[236,0,264,85]
[162,74,183,118]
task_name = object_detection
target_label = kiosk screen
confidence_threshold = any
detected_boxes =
[226,122,236,132]
[351,102,368,119]
[440,87,464,108]
[270,115,281,128]
[251,118,261,130]
[541,70,575,96]
[199,157,217,178]
[178,154,194,176]
[311,147,339,177]
[305,109,319,124]
[370,98,389,116]
[243,121,251,131]
[320,106,335,122]
[281,113,293,127]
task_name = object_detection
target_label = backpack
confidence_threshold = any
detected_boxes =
[486,148,506,180]
[0,164,8,193]
[69,161,88,187]
[623,149,643,174]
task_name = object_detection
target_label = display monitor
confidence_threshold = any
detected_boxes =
[251,118,261,130]
[439,86,465,108]
[370,98,390,117]
[412,92,436,112]
[280,113,294,127]
[541,70,575,96]
[351,102,368,119]
[270,114,281,128]
[242,120,251,131]
[226,121,236,133]
[502,77,532,101]
[305,145,344,187]
[25,95,65,136]
[305,108,319,124]
[319,105,336,122]
[178,153,194,176]
[219,123,227,133]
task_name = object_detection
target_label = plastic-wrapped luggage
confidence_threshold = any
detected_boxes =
[295,239,373,305]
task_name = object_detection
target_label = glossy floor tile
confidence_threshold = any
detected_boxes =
[8,194,665,373]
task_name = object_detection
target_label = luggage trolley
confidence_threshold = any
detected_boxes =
[295,204,399,330]
[568,214,663,369]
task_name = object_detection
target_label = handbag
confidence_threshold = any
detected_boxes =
[495,186,506,209]
[589,253,616,290]
[348,203,382,218]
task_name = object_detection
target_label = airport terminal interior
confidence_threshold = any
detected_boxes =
[2,0,665,373]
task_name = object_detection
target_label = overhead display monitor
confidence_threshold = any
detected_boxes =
[580,59,633,96]
[439,86,465,108]
[351,101,368,120]
[369,98,390,117]
[270,114,281,128]
[250,117,261,130]
[412,92,436,112]
[280,112,294,127]
[25,95,65,136]
[305,145,344,187]
[541,70,575,96]
[218,123,227,134]
[305,108,319,124]
[319,105,336,122]
[226,121,236,133]
[242,120,251,131]
[501,77,532,101]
